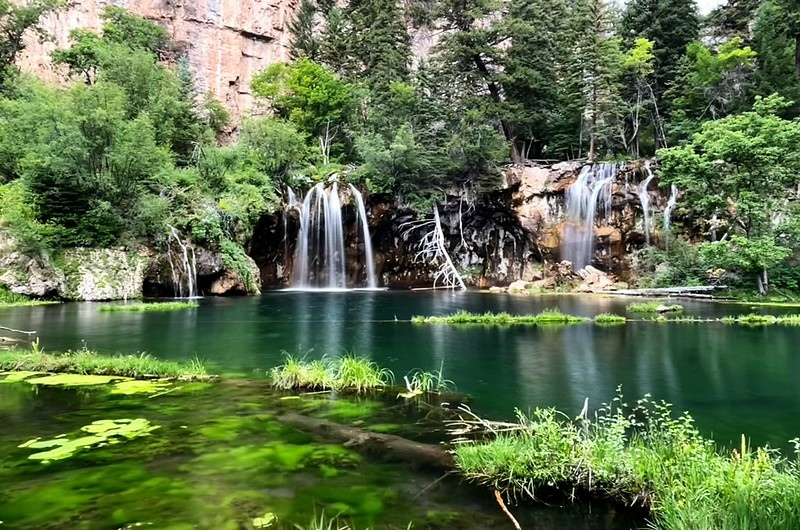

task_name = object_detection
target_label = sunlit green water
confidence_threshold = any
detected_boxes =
[0,378,637,529]
[2,292,798,528]
[2,291,798,451]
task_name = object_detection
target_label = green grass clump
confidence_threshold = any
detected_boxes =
[270,354,392,393]
[721,314,800,326]
[626,301,684,313]
[411,309,589,326]
[594,313,626,324]
[454,393,800,530]
[0,347,211,380]
[99,301,199,312]
[0,286,59,307]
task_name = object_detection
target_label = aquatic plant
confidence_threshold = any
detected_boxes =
[19,418,160,462]
[0,348,212,380]
[270,354,392,393]
[626,301,684,313]
[721,314,800,326]
[0,286,59,307]
[98,301,199,312]
[411,309,589,325]
[453,392,800,530]
[593,313,626,324]
[399,363,455,398]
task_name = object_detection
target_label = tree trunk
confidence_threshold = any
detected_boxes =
[278,412,454,470]
[757,268,769,296]
[795,34,800,77]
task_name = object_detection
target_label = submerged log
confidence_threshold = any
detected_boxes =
[278,412,454,470]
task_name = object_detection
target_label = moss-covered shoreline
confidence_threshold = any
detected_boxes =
[0,349,212,381]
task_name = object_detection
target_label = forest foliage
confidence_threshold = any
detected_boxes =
[1,0,800,294]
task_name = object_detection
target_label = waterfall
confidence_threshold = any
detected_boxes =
[663,184,679,248]
[638,161,656,245]
[348,184,377,288]
[561,163,618,269]
[291,182,376,289]
[167,226,197,298]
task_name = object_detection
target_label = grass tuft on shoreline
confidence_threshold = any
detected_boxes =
[0,286,60,308]
[411,309,589,325]
[626,301,684,313]
[454,392,800,530]
[99,301,199,312]
[270,354,393,393]
[0,348,211,381]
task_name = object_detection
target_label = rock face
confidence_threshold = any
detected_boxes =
[16,0,298,125]
[59,248,149,301]
[0,228,258,300]
[0,230,64,297]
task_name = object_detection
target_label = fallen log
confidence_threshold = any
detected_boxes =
[278,412,454,470]
[606,285,726,297]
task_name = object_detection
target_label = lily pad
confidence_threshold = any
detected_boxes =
[111,379,173,395]
[19,418,160,463]
[252,513,277,528]
[0,371,46,383]
[25,374,130,387]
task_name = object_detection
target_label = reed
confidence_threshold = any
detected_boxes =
[454,392,800,530]
[270,353,392,393]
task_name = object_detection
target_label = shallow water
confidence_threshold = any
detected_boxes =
[2,291,798,450]
[0,379,640,529]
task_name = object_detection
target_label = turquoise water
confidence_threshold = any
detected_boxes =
[2,292,798,450]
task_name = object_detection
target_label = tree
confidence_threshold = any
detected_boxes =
[289,0,320,61]
[753,1,800,115]
[251,59,356,161]
[621,0,699,109]
[666,37,757,142]
[771,0,800,76]
[347,0,411,92]
[572,0,625,160]
[0,0,59,90]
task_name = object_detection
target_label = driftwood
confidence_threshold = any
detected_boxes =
[278,412,454,470]
[606,285,726,297]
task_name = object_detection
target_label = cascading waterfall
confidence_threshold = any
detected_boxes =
[663,184,679,248]
[290,182,377,289]
[561,163,618,269]
[167,226,197,298]
[638,161,656,245]
[348,184,377,288]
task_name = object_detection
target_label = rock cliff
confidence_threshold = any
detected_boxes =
[16,0,298,124]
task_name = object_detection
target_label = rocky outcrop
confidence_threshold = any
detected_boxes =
[0,230,64,298]
[59,248,149,301]
[16,0,298,125]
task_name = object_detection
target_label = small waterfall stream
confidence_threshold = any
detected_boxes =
[290,182,377,289]
[167,226,198,298]
[663,184,679,248]
[638,161,656,245]
[562,163,618,269]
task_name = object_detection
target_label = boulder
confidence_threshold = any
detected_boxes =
[508,280,532,292]
[0,229,64,297]
[575,265,617,292]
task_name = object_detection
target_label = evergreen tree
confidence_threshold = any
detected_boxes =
[753,1,800,114]
[621,0,699,105]
[289,0,320,61]
[347,0,411,91]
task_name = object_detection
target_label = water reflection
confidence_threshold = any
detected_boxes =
[3,292,799,450]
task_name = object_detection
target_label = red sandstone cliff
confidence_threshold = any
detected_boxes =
[16,0,298,124]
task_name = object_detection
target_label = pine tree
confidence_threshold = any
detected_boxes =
[289,0,320,61]
[571,0,624,160]
[621,0,699,104]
